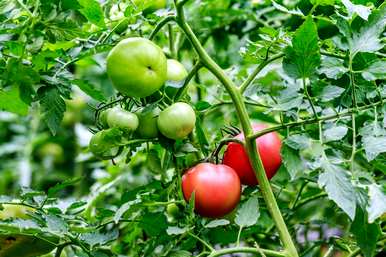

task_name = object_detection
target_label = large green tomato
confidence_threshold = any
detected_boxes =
[136,107,160,138]
[89,129,123,159]
[0,204,33,220]
[0,205,58,257]
[106,37,167,98]
[167,59,188,82]
[106,107,139,133]
[157,102,196,140]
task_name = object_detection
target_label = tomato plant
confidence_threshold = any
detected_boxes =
[0,1,385,257]
[223,124,282,185]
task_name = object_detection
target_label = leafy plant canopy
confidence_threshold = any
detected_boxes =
[0,0,385,257]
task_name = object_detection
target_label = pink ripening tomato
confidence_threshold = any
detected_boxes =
[222,124,282,186]
[181,163,241,218]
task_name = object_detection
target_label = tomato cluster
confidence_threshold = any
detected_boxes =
[89,37,195,159]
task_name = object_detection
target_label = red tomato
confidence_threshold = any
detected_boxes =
[222,124,282,186]
[182,163,241,218]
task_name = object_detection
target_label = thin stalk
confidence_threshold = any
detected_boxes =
[174,61,203,101]
[350,113,356,173]
[149,15,176,40]
[168,23,176,58]
[348,55,357,108]
[208,247,286,257]
[249,99,384,140]
[188,232,215,252]
[239,53,285,93]
[236,226,243,246]
[174,3,298,256]
[302,77,318,119]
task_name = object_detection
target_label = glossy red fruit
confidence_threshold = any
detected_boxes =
[182,163,241,218]
[222,124,282,186]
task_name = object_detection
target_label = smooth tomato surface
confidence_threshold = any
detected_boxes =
[106,37,167,98]
[157,102,196,140]
[166,59,188,82]
[106,107,139,132]
[182,163,241,218]
[136,107,159,138]
[222,124,282,186]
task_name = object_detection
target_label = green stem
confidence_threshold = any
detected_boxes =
[174,3,298,257]
[188,232,215,251]
[302,77,318,119]
[249,99,384,140]
[174,61,203,101]
[348,55,357,108]
[149,15,176,40]
[239,53,285,93]
[236,226,243,246]
[350,113,356,173]
[168,23,176,58]
[346,248,361,257]
[208,247,286,257]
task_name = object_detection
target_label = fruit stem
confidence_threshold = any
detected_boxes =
[174,4,299,257]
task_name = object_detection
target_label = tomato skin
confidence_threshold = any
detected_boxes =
[182,163,241,218]
[0,204,33,220]
[222,124,282,186]
[106,107,139,132]
[157,102,196,140]
[89,129,122,159]
[167,59,188,82]
[106,37,167,98]
[136,107,159,138]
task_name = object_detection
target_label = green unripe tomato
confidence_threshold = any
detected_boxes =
[89,129,123,159]
[157,102,196,140]
[37,143,64,163]
[106,37,167,98]
[99,109,109,128]
[0,204,33,220]
[136,107,160,138]
[166,203,180,219]
[167,59,188,82]
[106,107,139,133]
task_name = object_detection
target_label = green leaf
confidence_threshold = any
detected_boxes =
[78,0,105,28]
[235,195,259,227]
[320,85,345,102]
[342,0,371,20]
[349,5,386,56]
[283,16,321,78]
[139,212,168,237]
[168,250,192,257]
[367,184,386,223]
[361,60,386,81]
[281,144,303,180]
[323,125,348,142]
[205,219,230,228]
[166,226,187,235]
[319,56,348,79]
[39,87,66,135]
[0,86,29,115]
[350,207,381,257]
[318,158,356,219]
[285,134,312,150]
[359,121,386,161]
[310,0,335,6]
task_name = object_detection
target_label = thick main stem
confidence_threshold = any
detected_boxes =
[174,3,298,256]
